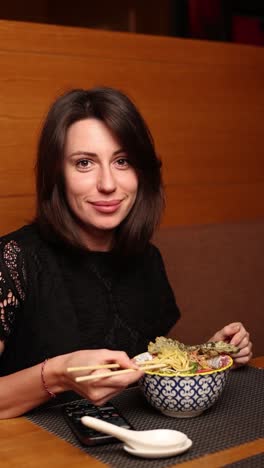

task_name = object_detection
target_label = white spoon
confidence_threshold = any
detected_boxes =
[123,438,193,459]
[81,416,189,452]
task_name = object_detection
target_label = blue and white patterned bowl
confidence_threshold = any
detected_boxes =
[136,352,233,418]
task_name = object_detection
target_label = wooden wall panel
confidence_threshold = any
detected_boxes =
[0,197,35,235]
[164,183,264,226]
[0,19,263,236]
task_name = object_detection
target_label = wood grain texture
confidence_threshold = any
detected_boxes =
[163,182,264,226]
[0,197,35,235]
[0,19,263,235]
[171,439,264,468]
[0,417,106,468]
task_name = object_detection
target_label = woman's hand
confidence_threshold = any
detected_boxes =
[209,322,253,367]
[51,349,144,405]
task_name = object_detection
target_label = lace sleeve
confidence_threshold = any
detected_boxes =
[0,240,26,342]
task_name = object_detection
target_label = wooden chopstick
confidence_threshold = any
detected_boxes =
[74,362,166,382]
[75,368,136,382]
[67,361,159,373]
[67,364,120,372]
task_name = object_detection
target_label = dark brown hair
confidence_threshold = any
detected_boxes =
[35,87,164,254]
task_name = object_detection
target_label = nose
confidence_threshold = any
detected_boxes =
[97,166,117,193]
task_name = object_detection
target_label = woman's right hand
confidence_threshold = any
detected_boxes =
[48,349,144,406]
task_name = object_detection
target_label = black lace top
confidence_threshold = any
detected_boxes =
[0,224,180,375]
[0,239,26,340]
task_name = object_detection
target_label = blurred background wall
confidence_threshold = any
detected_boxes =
[1,0,263,46]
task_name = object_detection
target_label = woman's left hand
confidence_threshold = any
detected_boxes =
[209,322,253,367]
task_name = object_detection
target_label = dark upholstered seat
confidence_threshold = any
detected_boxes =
[154,220,264,357]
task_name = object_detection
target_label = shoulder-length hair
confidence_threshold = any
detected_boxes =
[35,87,164,255]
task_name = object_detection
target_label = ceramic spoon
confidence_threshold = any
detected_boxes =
[81,416,188,451]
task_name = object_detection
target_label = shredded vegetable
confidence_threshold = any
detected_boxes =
[147,336,237,375]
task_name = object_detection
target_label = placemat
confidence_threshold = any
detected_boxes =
[26,367,264,468]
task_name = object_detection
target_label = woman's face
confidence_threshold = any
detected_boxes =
[63,118,138,250]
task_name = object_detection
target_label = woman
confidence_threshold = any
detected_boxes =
[0,87,252,418]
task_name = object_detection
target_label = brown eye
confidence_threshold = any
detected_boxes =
[115,158,129,168]
[76,159,92,169]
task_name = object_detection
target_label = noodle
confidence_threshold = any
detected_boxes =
[147,336,235,375]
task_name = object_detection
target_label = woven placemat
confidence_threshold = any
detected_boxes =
[26,367,264,468]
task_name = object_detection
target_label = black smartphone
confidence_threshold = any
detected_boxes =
[63,399,133,446]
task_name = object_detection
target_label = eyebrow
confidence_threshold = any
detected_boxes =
[68,148,126,158]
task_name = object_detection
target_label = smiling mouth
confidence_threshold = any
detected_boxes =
[90,200,122,213]
[92,200,122,207]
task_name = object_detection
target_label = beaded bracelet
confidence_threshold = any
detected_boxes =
[41,358,56,399]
